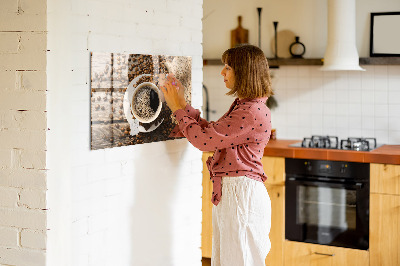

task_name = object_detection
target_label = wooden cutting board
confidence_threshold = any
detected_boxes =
[231,16,249,48]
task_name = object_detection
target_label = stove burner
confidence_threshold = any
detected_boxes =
[294,136,378,151]
[301,135,339,149]
[340,137,377,151]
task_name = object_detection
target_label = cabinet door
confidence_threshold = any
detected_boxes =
[370,193,400,266]
[264,184,284,266]
[202,152,213,258]
[262,156,285,185]
[370,163,400,195]
[284,241,369,266]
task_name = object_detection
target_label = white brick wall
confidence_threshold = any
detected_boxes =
[46,1,203,266]
[0,0,48,265]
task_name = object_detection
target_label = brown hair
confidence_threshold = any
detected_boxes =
[221,44,273,99]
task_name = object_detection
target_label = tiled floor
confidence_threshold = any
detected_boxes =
[202,257,211,266]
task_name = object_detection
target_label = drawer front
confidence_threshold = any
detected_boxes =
[284,241,369,266]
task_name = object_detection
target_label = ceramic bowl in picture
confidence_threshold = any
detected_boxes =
[131,82,162,123]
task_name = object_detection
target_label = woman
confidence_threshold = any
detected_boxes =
[160,44,273,266]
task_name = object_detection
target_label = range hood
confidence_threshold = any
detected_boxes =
[320,0,365,71]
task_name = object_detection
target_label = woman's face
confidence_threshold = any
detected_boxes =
[220,64,235,89]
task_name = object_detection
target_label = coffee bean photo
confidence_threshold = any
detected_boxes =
[90,52,192,150]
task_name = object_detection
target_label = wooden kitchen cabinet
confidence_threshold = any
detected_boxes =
[201,154,286,266]
[370,163,400,266]
[370,163,400,195]
[284,241,369,266]
[262,156,285,266]
[202,152,213,258]
[264,184,285,266]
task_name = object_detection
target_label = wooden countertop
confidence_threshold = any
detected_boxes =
[263,139,400,165]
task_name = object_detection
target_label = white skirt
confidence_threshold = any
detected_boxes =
[212,176,271,266]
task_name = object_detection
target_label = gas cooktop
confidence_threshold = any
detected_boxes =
[289,135,382,151]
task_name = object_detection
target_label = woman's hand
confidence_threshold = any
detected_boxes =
[159,74,187,113]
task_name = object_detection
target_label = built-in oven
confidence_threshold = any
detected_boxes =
[285,158,369,250]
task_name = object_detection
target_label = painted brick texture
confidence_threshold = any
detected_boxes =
[46,0,203,266]
[0,0,48,265]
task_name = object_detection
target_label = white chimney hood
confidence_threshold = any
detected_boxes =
[320,0,365,71]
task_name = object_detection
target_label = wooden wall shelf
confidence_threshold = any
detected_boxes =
[203,57,400,67]
[359,57,400,65]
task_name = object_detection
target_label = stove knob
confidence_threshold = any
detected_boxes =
[305,162,312,171]
[340,164,347,174]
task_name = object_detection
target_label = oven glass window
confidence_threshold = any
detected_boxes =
[297,186,356,230]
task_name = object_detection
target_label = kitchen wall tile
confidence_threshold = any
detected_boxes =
[388,117,400,131]
[361,73,375,91]
[287,113,300,127]
[374,90,388,104]
[348,103,362,116]
[298,77,311,89]
[348,71,362,90]
[388,75,400,91]
[336,115,349,129]
[285,66,298,77]
[323,115,336,129]
[388,131,400,144]
[286,77,299,89]
[388,91,400,104]
[311,114,324,128]
[335,72,349,90]
[374,130,389,144]
[205,65,400,144]
[323,86,336,103]
[273,75,286,90]
[349,128,363,137]
[311,101,324,114]
[388,104,400,117]
[387,65,400,76]
[310,77,324,90]
[375,104,389,117]
[349,116,362,129]
[336,90,349,103]
[298,102,312,114]
[374,65,388,77]
[362,116,375,130]
[336,128,349,139]
[336,103,349,116]
[311,127,325,136]
[322,70,335,78]
[311,85,323,101]
[361,90,375,103]
[374,77,388,91]
[323,103,336,115]
[298,67,311,78]
[361,104,375,117]
[298,89,313,103]
[375,117,389,130]
[310,66,323,77]
[348,90,362,103]
[361,129,375,138]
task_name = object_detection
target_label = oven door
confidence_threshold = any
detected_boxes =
[285,177,369,250]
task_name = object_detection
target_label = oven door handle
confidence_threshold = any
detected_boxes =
[287,177,364,189]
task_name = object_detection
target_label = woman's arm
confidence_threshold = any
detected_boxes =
[173,106,256,152]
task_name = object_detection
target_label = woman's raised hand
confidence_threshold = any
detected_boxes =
[159,73,187,113]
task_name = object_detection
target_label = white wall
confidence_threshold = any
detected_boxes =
[46,0,203,266]
[203,0,400,58]
[203,0,400,145]
[0,0,48,265]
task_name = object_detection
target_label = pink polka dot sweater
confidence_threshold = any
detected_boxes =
[171,97,272,206]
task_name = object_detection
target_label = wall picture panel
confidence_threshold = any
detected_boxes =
[90,52,192,150]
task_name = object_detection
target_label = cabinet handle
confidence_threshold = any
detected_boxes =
[314,252,335,257]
